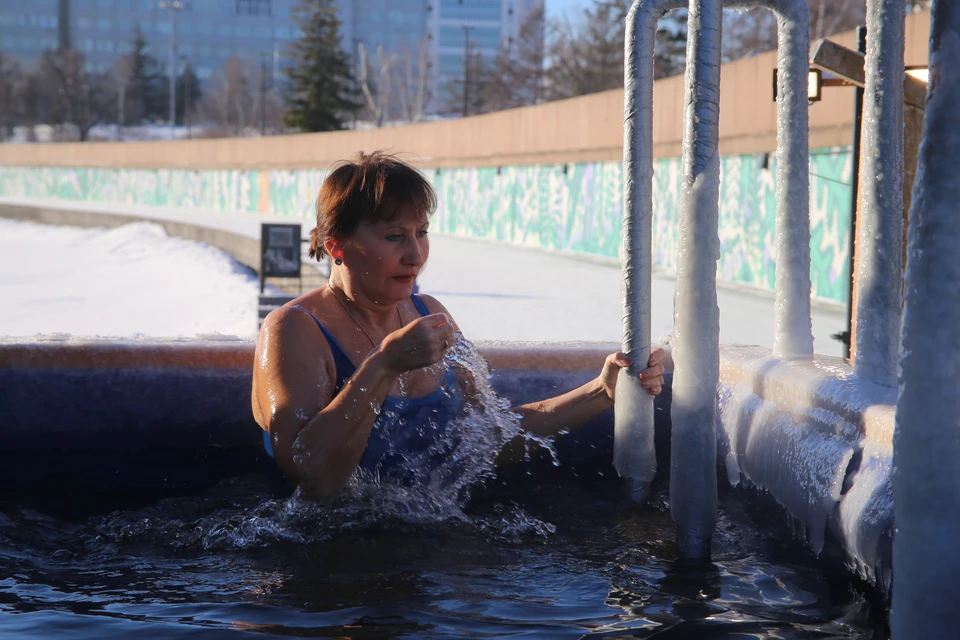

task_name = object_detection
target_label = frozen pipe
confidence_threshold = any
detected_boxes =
[616,0,686,503]
[617,0,811,507]
[750,0,814,360]
[669,0,723,561]
[892,2,960,636]
[853,0,905,387]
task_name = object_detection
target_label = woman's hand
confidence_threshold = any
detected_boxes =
[377,313,456,373]
[598,347,666,402]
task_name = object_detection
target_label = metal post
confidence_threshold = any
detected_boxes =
[893,1,960,635]
[160,1,182,139]
[843,26,867,360]
[853,0,905,386]
[461,25,474,117]
[168,5,175,137]
[182,57,191,139]
[670,0,722,561]
[259,53,267,135]
[616,0,686,505]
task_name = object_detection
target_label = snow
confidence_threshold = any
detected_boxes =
[892,17,960,638]
[852,0,905,387]
[0,208,848,351]
[0,218,271,338]
[669,0,723,560]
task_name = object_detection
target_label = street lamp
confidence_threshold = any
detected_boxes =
[180,55,191,139]
[159,0,183,140]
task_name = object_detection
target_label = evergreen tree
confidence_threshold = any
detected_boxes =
[654,10,687,79]
[176,60,202,124]
[127,24,164,122]
[283,0,359,131]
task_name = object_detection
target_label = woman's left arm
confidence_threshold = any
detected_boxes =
[511,349,666,439]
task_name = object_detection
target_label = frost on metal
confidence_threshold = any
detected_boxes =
[853,0,906,387]
[893,4,960,636]
[616,0,686,502]
[669,0,722,560]
[716,346,896,592]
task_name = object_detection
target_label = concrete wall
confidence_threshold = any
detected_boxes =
[0,11,931,170]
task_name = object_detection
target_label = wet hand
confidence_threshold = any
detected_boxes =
[598,347,666,402]
[379,313,455,373]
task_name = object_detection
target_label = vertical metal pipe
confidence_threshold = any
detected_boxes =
[844,26,867,360]
[853,0,905,386]
[669,0,722,560]
[167,3,177,139]
[616,0,685,503]
[893,3,960,635]
[770,0,813,360]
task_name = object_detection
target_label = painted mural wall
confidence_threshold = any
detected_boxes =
[0,148,852,303]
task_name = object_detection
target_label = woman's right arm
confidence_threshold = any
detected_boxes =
[252,306,454,498]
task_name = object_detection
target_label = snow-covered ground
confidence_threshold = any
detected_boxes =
[0,217,847,356]
[0,219,268,337]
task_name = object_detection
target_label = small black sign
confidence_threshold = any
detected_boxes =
[261,223,301,278]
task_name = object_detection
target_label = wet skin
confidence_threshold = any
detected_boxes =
[252,213,666,498]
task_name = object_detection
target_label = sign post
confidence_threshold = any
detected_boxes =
[259,223,302,327]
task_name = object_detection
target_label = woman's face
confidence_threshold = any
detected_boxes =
[339,209,430,303]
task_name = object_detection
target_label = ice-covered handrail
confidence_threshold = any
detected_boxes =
[618,0,812,558]
[854,0,905,387]
[670,0,724,561]
[616,0,687,504]
[893,1,960,635]
[743,0,814,360]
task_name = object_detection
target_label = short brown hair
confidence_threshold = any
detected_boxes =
[308,151,437,261]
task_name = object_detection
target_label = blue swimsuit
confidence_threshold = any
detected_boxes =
[263,295,463,480]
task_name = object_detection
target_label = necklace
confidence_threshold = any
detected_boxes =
[329,285,403,348]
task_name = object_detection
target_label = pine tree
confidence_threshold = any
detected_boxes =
[127,24,164,122]
[283,0,359,132]
[176,60,202,124]
[654,10,687,79]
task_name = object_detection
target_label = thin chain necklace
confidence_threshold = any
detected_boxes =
[328,284,403,348]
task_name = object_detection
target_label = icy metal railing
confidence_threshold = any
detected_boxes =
[854,0,905,387]
[618,0,812,561]
[615,0,687,506]
[893,1,960,636]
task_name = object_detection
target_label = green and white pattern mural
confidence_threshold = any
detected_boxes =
[0,148,852,303]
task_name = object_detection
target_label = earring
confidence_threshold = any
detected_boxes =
[334,257,343,265]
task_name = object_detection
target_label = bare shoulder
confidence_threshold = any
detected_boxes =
[254,304,333,376]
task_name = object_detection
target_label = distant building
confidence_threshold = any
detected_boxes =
[0,0,543,118]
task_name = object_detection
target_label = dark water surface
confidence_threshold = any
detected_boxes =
[0,472,889,640]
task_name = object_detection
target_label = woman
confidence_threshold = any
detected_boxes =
[252,152,665,498]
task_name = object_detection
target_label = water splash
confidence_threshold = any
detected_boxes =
[88,335,563,551]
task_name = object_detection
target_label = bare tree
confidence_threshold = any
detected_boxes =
[484,5,546,112]
[357,42,397,126]
[722,0,867,62]
[198,56,253,135]
[109,55,134,139]
[41,48,112,141]
[394,36,432,123]
[250,59,284,134]
[545,0,629,100]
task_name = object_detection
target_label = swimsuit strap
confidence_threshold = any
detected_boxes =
[294,295,429,388]
[292,304,356,386]
[410,293,430,317]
